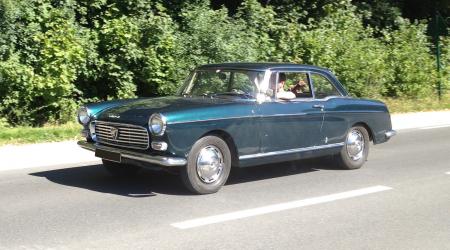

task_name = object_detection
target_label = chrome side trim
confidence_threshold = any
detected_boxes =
[325,110,385,114]
[78,141,186,167]
[168,113,308,125]
[385,130,396,139]
[261,113,308,117]
[168,115,253,125]
[239,142,345,160]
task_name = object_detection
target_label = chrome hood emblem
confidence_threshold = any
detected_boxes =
[108,113,120,118]
[110,127,119,140]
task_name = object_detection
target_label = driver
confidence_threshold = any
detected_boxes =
[277,73,296,100]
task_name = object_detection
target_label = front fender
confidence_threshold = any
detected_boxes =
[164,117,259,158]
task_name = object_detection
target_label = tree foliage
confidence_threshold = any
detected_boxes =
[299,2,391,97]
[383,19,436,97]
[0,0,445,126]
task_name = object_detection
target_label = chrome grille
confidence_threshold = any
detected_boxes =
[95,121,149,150]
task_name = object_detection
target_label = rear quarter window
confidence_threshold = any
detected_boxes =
[311,73,341,99]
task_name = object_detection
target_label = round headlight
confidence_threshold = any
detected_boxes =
[77,106,91,125]
[149,113,167,136]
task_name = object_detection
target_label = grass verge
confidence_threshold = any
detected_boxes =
[382,93,450,113]
[0,122,81,146]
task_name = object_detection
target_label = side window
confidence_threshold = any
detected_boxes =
[273,72,312,99]
[311,73,341,99]
[286,72,312,98]
[231,72,256,94]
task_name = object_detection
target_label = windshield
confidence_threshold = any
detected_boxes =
[179,69,265,99]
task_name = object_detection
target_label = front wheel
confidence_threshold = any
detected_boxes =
[181,136,232,194]
[337,126,370,170]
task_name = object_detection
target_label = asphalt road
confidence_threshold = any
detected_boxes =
[0,127,449,250]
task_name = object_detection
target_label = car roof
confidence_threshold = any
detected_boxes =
[196,62,331,72]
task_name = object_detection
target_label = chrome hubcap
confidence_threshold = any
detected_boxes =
[346,129,365,161]
[196,145,224,184]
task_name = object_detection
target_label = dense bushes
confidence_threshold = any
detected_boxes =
[299,3,391,97]
[0,1,90,125]
[0,0,446,126]
[383,20,437,97]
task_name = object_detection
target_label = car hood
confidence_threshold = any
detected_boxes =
[95,96,245,125]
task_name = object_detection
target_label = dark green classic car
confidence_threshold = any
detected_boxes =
[77,63,396,194]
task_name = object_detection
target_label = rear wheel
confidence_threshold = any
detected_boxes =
[102,159,141,177]
[337,126,370,170]
[181,136,232,194]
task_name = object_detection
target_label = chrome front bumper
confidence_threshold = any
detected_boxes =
[385,130,397,139]
[77,141,187,167]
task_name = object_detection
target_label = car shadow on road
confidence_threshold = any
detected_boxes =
[227,157,340,185]
[30,164,190,197]
[29,157,340,197]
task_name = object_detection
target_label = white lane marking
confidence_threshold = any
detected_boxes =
[171,185,392,229]
[419,125,450,130]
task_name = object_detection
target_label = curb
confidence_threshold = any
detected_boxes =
[391,110,450,131]
[0,141,100,172]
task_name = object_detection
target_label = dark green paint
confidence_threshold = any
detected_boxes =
[82,63,393,168]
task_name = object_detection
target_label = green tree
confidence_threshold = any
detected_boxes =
[0,0,445,126]
[0,0,91,125]
[300,1,391,97]
[178,1,261,65]
[383,19,437,97]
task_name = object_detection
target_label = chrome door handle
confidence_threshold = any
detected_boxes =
[312,104,324,109]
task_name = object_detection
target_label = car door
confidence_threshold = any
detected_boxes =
[257,71,325,154]
[309,71,348,145]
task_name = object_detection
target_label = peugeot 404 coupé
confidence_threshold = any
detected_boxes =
[77,63,396,194]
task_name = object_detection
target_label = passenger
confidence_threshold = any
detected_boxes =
[277,73,296,100]
[290,79,308,94]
